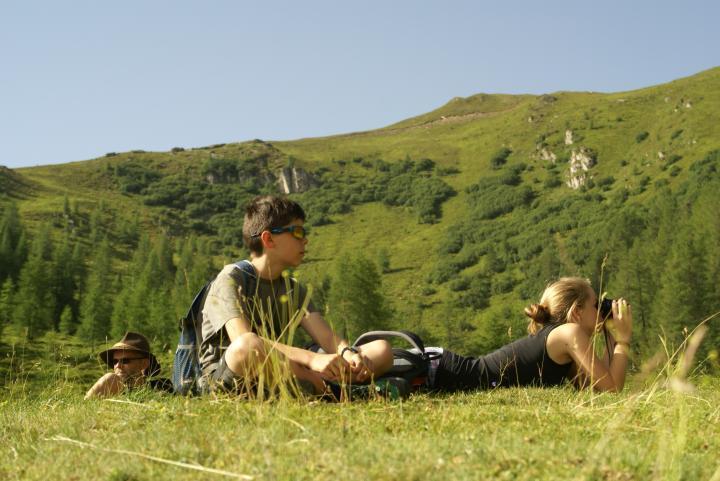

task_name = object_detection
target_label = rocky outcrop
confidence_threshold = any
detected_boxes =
[277,167,318,194]
[566,148,597,189]
[538,147,556,163]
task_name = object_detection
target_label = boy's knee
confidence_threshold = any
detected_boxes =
[225,333,265,371]
[364,339,394,373]
[376,339,394,364]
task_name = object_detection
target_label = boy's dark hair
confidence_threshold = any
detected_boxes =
[243,196,306,254]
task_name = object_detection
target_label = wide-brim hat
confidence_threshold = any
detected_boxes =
[98,331,161,377]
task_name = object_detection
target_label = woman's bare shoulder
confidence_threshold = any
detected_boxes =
[548,322,588,343]
[546,323,590,364]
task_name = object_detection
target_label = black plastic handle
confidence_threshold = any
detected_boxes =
[352,330,426,353]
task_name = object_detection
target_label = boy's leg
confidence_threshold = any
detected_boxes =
[214,333,326,395]
[356,339,394,381]
[211,332,267,392]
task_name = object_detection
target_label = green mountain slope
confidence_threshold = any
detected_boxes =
[3,66,720,354]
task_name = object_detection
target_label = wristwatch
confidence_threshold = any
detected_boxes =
[340,346,360,357]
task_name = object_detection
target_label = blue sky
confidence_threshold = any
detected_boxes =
[1,0,718,168]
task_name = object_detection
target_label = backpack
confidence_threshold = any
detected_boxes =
[352,330,440,392]
[171,260,256,395]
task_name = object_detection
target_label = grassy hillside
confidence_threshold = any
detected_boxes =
[2,67,720,353]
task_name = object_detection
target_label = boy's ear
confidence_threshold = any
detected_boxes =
[260,231,275,250]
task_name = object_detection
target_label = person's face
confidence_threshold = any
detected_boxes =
[112,350,149,381]
[573,288,604,335]
[267,219,308,268]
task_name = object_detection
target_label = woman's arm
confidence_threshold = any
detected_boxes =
[551,301,633,392]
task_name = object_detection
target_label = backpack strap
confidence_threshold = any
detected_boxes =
[180,283,210,329]
[233,259,258,296]
[179,260,258,330]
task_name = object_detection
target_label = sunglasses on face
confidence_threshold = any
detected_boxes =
[252,225,308,240]
[270,225,308,239]
[113,357,146,366]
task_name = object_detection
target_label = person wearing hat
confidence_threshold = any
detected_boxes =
[84,332,173,399]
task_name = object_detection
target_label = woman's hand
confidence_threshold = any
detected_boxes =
[309,353,349,381]
[607,298,633,344]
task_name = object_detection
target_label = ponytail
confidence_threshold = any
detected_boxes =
[524,303,552,334]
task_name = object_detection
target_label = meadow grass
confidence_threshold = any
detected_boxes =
[3,379,719,480]
[2,329,719,481]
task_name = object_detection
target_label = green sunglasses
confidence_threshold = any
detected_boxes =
[253,225,308,240]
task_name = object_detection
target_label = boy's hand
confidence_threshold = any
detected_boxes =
[309,353,349,381]
[343,352,373,382]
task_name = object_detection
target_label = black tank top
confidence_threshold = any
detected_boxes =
[434,323,572,391]
[481,322,571,387]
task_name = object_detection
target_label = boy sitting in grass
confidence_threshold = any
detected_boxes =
[198,195,393,396]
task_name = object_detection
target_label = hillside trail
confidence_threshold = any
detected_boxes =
[320,103,524,140]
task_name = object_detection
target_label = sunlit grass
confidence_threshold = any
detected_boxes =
[2,324,720,481]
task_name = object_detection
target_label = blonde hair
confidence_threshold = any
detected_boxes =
[524,277,593,334]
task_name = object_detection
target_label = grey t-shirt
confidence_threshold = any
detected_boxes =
[199,262,317,374]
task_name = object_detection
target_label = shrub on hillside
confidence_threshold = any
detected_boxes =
[466,177,534,220]
[455,276,491,310]
[635,131,649,143]
[449,277,470,292]
[671,129,684,140]
[544,175,562,188]
[490,147,512,169]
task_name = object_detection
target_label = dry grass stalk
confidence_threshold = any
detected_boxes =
[45,435,253,479]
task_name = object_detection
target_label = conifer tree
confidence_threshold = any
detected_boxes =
[172,237,195,321]
[652,229,708,347]
[327,253,390,340]
[112,235,178,343]
[609,229,665,354]
[59,305,74,335]
[686,181,720,353]
[0,202,26,282]
[0,277,14,333]
[473,304,520,354]
[88,207,103,245]
[62,194,71,218]
[70,242,87,317]
[171,236,214,322]
[13,225,55,338]
[77,239,114,341]
[51,234,77,330]
[111,235,151,337]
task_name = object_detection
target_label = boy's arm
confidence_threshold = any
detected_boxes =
[224,316,347,380]
[300,311,346,354]
[301,311,374,380]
